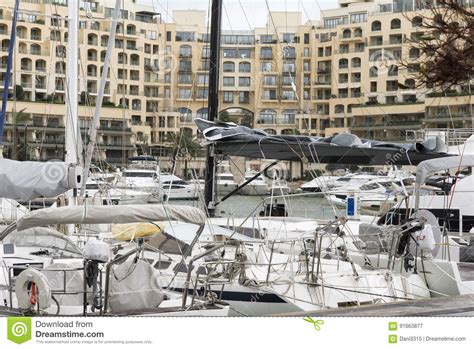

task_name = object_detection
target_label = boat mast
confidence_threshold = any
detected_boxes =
[204,0,223,216]
[0,0,21,158]
[65,0,80,165]
[80,0,121,196]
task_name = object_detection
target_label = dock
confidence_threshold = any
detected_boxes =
[277,294,474,317]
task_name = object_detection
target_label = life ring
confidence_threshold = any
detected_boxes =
[15,269,52,310]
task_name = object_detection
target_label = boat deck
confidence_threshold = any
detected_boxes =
[278,294,474,317]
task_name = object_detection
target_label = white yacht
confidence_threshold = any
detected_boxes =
[160,173,200,200]
[299,175,341,193]
[328,176,415,213]
[216,172,239,195]
[239,171,269,196]
[84,179,153,205]
[270,178,290,196]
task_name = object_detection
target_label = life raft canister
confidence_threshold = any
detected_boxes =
[15,268,52,310]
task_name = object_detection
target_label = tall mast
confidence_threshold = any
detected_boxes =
[80,0,121,196]
[65,0,80,164]
[0,0,21,157]
[204,0,223,216]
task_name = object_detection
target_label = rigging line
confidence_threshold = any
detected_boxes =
[237,0,253,31]
[222,2,233,33]
[299,0,314,27]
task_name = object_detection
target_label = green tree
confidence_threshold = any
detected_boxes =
[12,108,31,160]
[167,131,203,179]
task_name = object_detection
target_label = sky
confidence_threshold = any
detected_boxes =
[139,0,338,29]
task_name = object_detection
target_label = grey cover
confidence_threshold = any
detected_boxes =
[0,159,81,200]
[415,155,474,185]
[16,204,207,231]
[195,119,451,166]
[109,258,165,313]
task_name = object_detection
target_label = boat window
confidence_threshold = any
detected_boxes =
[154,260,172,270]
[123,172,156,178]
[403,178,415,186]
[86,184,100,189]
[219,175,234,181]
[336,177,351,182]
[378,182,393,189]
[360,183,379,190]
[162,180,187,185]
[196,266,208,275]
[173,263,194,274]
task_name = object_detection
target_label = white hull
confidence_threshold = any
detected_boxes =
[240,184,268,196]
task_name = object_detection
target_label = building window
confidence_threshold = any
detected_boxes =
[202,46,210,59]
[179,60,192,72]
[304,33,310,44]
[239,91,250,103]
[260,47,273,59]
[350,13,367,24]
[339,59,348,69]
[239,62,251,73]
[263,90,276,100]
[197,108,208,119]
[176,31,195,42]
[259,109,276,124]
[260,62,272,72]
[370,81,377,92]
[282,90,295,100]
[282,63,295,73]
[223,77,235,86]
[282,110,296,124]
[239,77,250,87]
[371,21,382,31]
[223,61,235,72]
[179,45,192,58]
[282,33,296,43]
[196,88,208,99]
[223,91,234,103]
[178,88,192,99]
[197,74,209,85]
[282,46,296,59]
[391,18,401,30]
[263,75,277,86]
[260,35,273,44]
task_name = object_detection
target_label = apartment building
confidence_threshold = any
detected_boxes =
[0,0,471,169]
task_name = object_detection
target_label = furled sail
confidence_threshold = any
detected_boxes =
[0,159,82,201]
[195,119,451,166]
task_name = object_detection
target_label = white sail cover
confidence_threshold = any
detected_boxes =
[415,155,474,185]
[16,204,207,231]
[0,159,81,201]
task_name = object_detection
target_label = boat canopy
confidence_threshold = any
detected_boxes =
[16,204,207,231]
[415,155,474,185]
[414,155,474,211]
[0,159,81,201]
[195,119,451,166]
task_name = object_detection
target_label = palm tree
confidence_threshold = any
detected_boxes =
[12,108,31,160]
[167,131,203,179]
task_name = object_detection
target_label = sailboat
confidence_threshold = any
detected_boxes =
[0,0,230,317]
